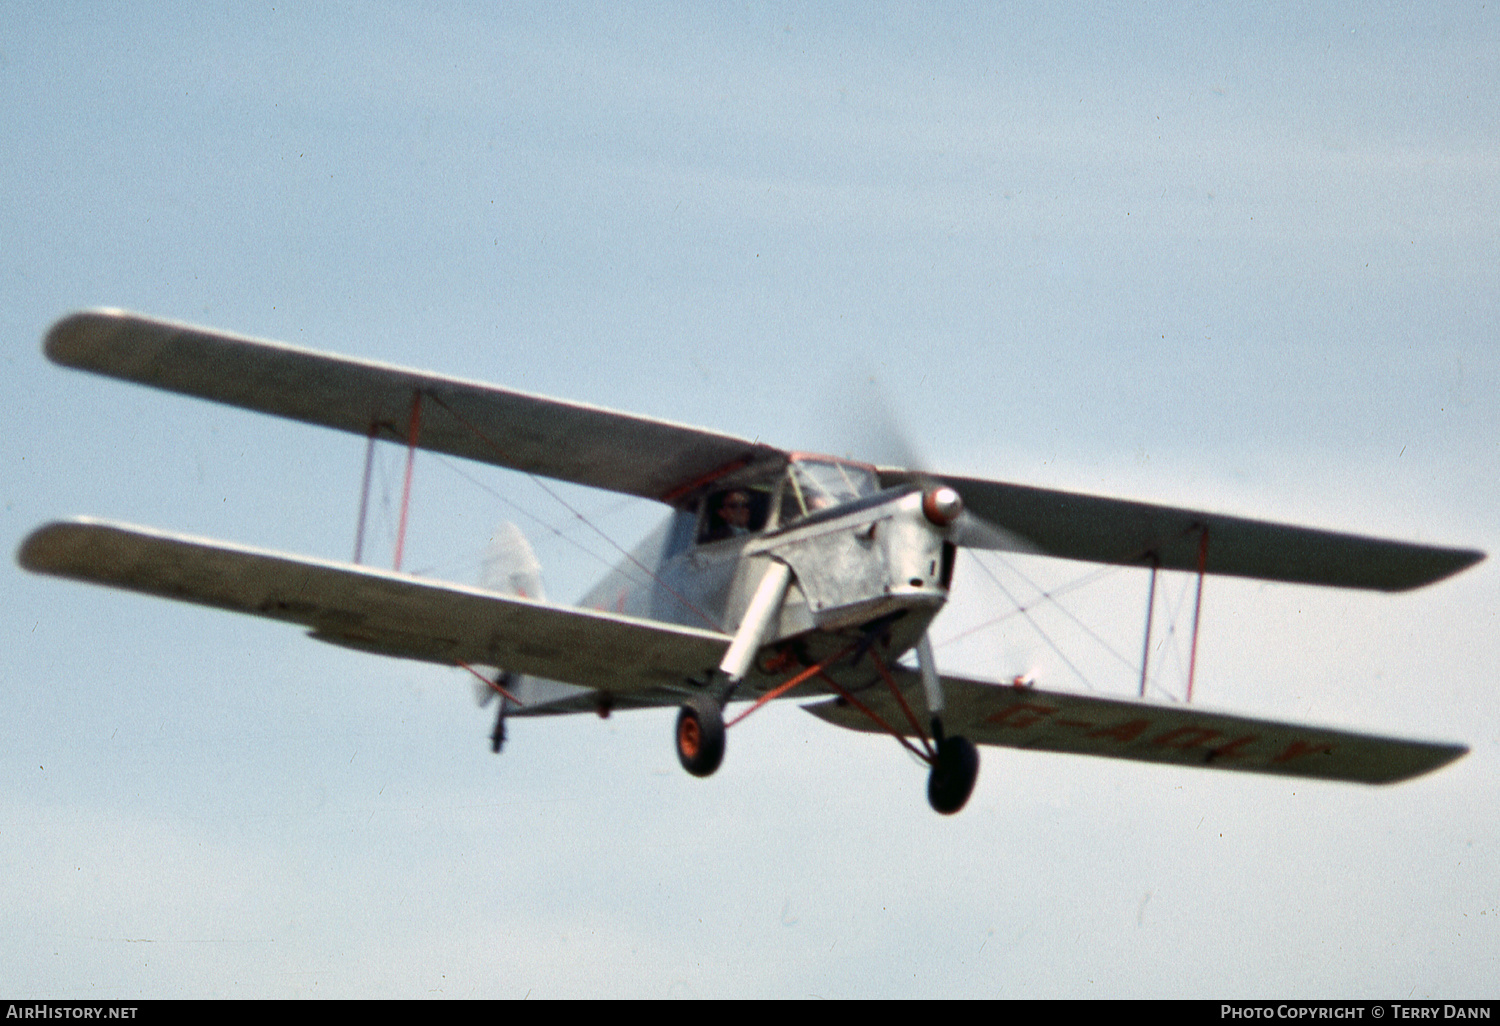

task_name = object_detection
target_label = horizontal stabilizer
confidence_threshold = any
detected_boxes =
[881,470,1483,591]
[803,670,1466,784]
[46,310,787,502]
[19,518,731,695]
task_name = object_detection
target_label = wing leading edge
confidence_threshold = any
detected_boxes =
[19,518,731,695]
[803,669,1466,784]
[46,310,787,502]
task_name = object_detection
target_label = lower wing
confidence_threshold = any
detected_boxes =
[19,518,731,697]
[19,519,1469,781]
[803,669,1466,784]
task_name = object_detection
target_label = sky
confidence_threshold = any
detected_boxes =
[3,2,1498,999]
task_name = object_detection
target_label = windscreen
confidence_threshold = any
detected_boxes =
[780,458,879,524]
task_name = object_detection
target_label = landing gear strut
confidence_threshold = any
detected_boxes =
[675,694,725,777]
[915,634,979,814]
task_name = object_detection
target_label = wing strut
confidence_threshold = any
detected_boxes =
[393,391,423,572]
[1137,525,1208,702]
[1139,557,1159,698]
[353,422,379,564]
[1186,525,1208,702]
[1140,525,1212,702]
[351,391,424,571]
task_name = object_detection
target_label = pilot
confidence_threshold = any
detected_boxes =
[705,490,753,541]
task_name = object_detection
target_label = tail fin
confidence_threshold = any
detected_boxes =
[471,522,599,726]
[480,521,545,601]
[474,522,543,710]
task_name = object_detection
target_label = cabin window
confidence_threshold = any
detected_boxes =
[778,458,879,524]
[698,487,771,543]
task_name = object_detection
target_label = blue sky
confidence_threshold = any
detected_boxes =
[4,3,1497,997]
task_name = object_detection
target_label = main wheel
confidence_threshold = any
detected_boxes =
[675,695,726,777]
[927,735,979,814]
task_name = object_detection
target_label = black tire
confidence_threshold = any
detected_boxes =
[927,735,979,814]
[675,695,726,778]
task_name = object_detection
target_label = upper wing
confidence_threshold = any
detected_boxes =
[46,310,787,502]
[44,310,1481,587]
[804,669,1467,784]
[19,518,731,694]
[881,470,1483,591]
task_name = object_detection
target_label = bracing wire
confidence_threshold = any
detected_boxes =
[952,549,1199,702]
[394,390,724,631]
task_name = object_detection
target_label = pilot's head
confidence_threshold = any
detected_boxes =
[721,490,751,529]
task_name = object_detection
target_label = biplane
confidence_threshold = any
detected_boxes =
[19,311,1484,813]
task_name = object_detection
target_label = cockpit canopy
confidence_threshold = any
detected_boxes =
[695,454,880,544]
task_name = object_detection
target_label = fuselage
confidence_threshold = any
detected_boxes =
[510,456,960,714]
